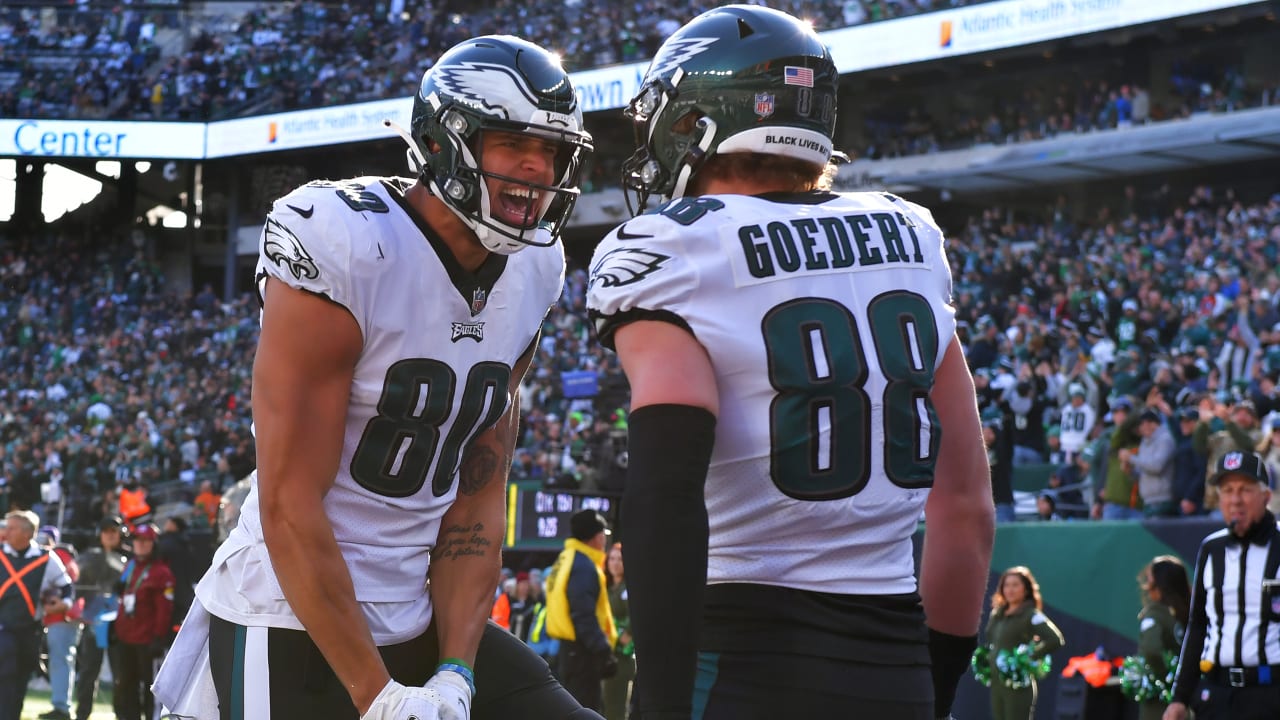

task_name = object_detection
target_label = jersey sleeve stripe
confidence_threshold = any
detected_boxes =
[590,308,696,351]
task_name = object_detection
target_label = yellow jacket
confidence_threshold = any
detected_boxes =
[544,538,617,651]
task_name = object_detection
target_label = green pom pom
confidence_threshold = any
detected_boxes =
[971,646,993,688]
[994,644,1053,689]
[1119,652,1179,703]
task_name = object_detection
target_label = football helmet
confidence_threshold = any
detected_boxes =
[409,36,594,254]
[621,5,838,213]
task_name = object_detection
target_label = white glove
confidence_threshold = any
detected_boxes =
[359,679,445,720]
[424,669,473,720]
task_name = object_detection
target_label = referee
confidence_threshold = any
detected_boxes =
[1165,450,1280,720]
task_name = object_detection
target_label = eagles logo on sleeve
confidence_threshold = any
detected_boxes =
[589,247,671,289]
[262,216,320,281]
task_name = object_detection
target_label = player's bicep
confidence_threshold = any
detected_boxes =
[253,277,362,504]
[614,320,719,415]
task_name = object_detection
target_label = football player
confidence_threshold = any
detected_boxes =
[586,6,995,720]
[154,36,601,720]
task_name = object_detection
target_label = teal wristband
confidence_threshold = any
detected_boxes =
[437,662,476,696]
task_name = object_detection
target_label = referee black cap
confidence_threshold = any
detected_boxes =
[1208,450,1271,487]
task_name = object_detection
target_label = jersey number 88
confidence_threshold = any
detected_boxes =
[762,292,940,500]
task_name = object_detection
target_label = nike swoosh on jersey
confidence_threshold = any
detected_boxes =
[286,203,315,219]
[615,223,653,240]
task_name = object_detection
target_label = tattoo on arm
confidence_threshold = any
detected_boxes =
[435,522,491,561]
[458,445,501,496]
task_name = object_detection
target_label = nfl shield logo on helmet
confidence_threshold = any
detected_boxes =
[754,92,775,118]
[1225,452,1243,470]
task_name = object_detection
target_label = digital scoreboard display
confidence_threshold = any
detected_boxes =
[506,483,619,548]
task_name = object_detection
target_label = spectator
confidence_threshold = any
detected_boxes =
[1127,409,1178,517]
[72,516,127,720]
[508,572,538,643]
[985,408,1016,523]
[545,510,618,712]
[491,576,515,633]
[38,525,80,720]
[1035,493,1062,521]
[191,479,220,530]
[1255,415,1280,515]
[1092,399,1144,520]
[158,516,194,632]
[111,523,174,720]
[602,542,634,720]
[1059,384,1097,463]
[0,510,73,720]
[1171,408,1210,516]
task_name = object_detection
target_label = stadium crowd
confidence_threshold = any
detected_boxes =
[861,68,1271,160]
[2,0,994,122]
[3,179,1279,536]
[0,230,259,534]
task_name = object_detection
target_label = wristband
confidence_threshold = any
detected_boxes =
[437,661,476,696]
[439,657,473,673]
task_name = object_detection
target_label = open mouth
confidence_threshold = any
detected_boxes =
[494,186,542,228]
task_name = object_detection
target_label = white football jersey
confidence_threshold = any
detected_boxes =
[588,191,955,596]
[1058,403,1095,453]
[197,177,564,643]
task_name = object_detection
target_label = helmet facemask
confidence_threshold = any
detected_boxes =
[419,101,590,254]
[622,74,723,216]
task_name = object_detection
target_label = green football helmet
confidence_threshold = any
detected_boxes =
[408,35,594,254]
[621,5,838,214]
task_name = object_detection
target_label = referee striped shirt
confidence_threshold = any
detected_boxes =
[1172,513,1280,704]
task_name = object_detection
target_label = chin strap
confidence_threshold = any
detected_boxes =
[383,119,427,175]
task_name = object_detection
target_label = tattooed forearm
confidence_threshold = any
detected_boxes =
[458,445,501,496]
[434,522,492,561]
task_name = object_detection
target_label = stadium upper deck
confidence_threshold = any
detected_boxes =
[0,0,996,122]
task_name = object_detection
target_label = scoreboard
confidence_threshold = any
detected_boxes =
[505,482,620,549]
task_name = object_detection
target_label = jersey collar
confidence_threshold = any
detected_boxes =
[384,178,508,317]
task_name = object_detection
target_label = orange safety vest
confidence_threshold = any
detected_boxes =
[119,487,151,521]
[0,550,50,619]
[1061,653,1123,687]
[491,592,511,630]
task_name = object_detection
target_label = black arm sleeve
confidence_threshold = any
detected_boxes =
[623,404,716,719]
[928,629,976,719]
[1172,540,1212,705]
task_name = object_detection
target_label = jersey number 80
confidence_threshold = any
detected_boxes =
[349,359,510,498]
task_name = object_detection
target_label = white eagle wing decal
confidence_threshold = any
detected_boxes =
[589,247,671,289]
[432,61,546,119]
[647,37,719,80]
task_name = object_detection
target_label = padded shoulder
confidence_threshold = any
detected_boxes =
[586,211,701,350]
